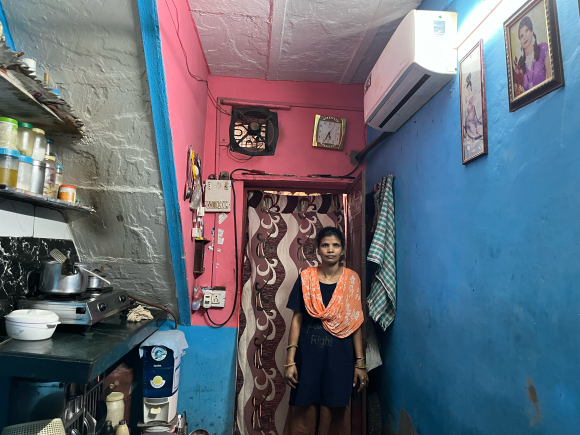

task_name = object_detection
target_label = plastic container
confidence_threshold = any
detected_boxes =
[31,128,47,161]
[43,155,57,197]
[0,147,20,187]
[0,117,19,150]
[58,185,76,202]
[30,160,46,194]
[105,392,125,430]
[55,164,63,190]
[115,420,129,435]
[45,137,55,156]
[5,309,60,341]
[16,155,33,190]
[16,122,34,157]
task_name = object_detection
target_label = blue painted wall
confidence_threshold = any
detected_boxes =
[0,0,15,50]
[158,323,237,435]
[367,0,580,433]
[137,0,191,326]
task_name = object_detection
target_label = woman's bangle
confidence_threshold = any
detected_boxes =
[355,365,367,369]
[356,357,365,361]
[284,362,296,367]
[286,345,298,351]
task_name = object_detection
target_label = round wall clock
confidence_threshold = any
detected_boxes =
[312,115,346,150]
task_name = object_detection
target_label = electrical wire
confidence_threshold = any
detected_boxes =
[205,168,252,327]
[338,159,362,178]
[128,294,178,329]
[219,143,255,163]
[163,0,230,116]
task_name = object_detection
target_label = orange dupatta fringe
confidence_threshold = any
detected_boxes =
[301,267,363,339]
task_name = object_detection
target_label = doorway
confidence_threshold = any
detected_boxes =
[233,172,366,435]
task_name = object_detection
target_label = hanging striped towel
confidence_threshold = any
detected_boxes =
[367,175,396,330]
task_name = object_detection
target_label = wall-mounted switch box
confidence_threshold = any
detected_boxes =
[203,294,212,309]
[203,287,226,308]
[204,180,231,212]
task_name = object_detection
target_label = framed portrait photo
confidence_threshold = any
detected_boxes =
[504,0,564,112]
[459,40,487,164]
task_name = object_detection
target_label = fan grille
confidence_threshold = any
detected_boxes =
[233,118,268,150]
[229,108,279,156]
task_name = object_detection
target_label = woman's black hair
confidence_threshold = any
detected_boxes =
[518,16,541,74]
[317,226,345,248]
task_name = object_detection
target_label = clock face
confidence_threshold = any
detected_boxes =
[317,120,341,146]
[312,115,346,150]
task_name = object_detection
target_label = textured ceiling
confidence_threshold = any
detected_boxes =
[188,0,421,84]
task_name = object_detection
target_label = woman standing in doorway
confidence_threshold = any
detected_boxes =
[284,226,368,435]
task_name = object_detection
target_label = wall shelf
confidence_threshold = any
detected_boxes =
[0,70,83,136]
[0,185,95,213]
[194,238,211,275]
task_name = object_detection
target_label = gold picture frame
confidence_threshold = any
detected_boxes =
[312,115,346,150]
[503,0,564,111]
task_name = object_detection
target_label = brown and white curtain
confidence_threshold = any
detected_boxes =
[234,191,345,435]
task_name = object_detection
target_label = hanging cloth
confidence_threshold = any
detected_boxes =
[372,177,389,233]
[367,175,397,330]
[301,266,364,339]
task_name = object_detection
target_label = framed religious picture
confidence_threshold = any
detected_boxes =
[504,0,564,112]
[459,39,488,164]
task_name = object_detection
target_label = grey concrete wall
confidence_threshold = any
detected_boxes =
[3,0,179,315]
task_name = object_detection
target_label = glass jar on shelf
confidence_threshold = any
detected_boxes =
[0,117,19,150]
[42,154,57,197]
[55,164,63,191]
[31,128,47,161]
[16,122,34,157]
[0,147,20,187]
[16,155,34,191]
[45,137,55,156]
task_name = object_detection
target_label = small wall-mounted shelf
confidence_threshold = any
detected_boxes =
[0,185,95,213]
[194,238,211,275]
[0,70,83,136]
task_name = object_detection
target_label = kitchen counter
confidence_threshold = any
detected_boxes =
[0,310,166,383]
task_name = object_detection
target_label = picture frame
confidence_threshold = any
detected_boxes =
[503,0,564,112]
[459,39,488,164]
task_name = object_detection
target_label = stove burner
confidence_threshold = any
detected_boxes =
[18,289,131,326]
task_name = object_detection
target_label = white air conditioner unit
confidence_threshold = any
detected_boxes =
[364,10,457,132]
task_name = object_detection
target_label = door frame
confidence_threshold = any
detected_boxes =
[235,175,367,435]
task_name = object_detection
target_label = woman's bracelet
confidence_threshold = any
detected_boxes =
[355,364,367,369]
[284,362,296,367]
[356,357,365,361]
[286,345,298,351]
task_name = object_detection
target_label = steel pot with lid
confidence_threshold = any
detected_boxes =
[39,260,88,295]
[87,272,109,289]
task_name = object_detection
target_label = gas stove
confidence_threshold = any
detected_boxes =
[18,288,131,326]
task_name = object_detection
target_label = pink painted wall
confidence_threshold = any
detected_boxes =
[192,76,366,326]
[157,0,209,314]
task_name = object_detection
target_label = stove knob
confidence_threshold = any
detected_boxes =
[119,295,127,303]
[98,303,107,312]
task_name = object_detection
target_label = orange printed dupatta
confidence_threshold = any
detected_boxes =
[301,267,363,339]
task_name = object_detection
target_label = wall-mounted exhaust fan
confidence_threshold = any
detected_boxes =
[229,107,279,156]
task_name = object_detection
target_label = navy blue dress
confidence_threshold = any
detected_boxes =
[286,276,353,408]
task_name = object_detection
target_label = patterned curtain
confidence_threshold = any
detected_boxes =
[235,191,345,435]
